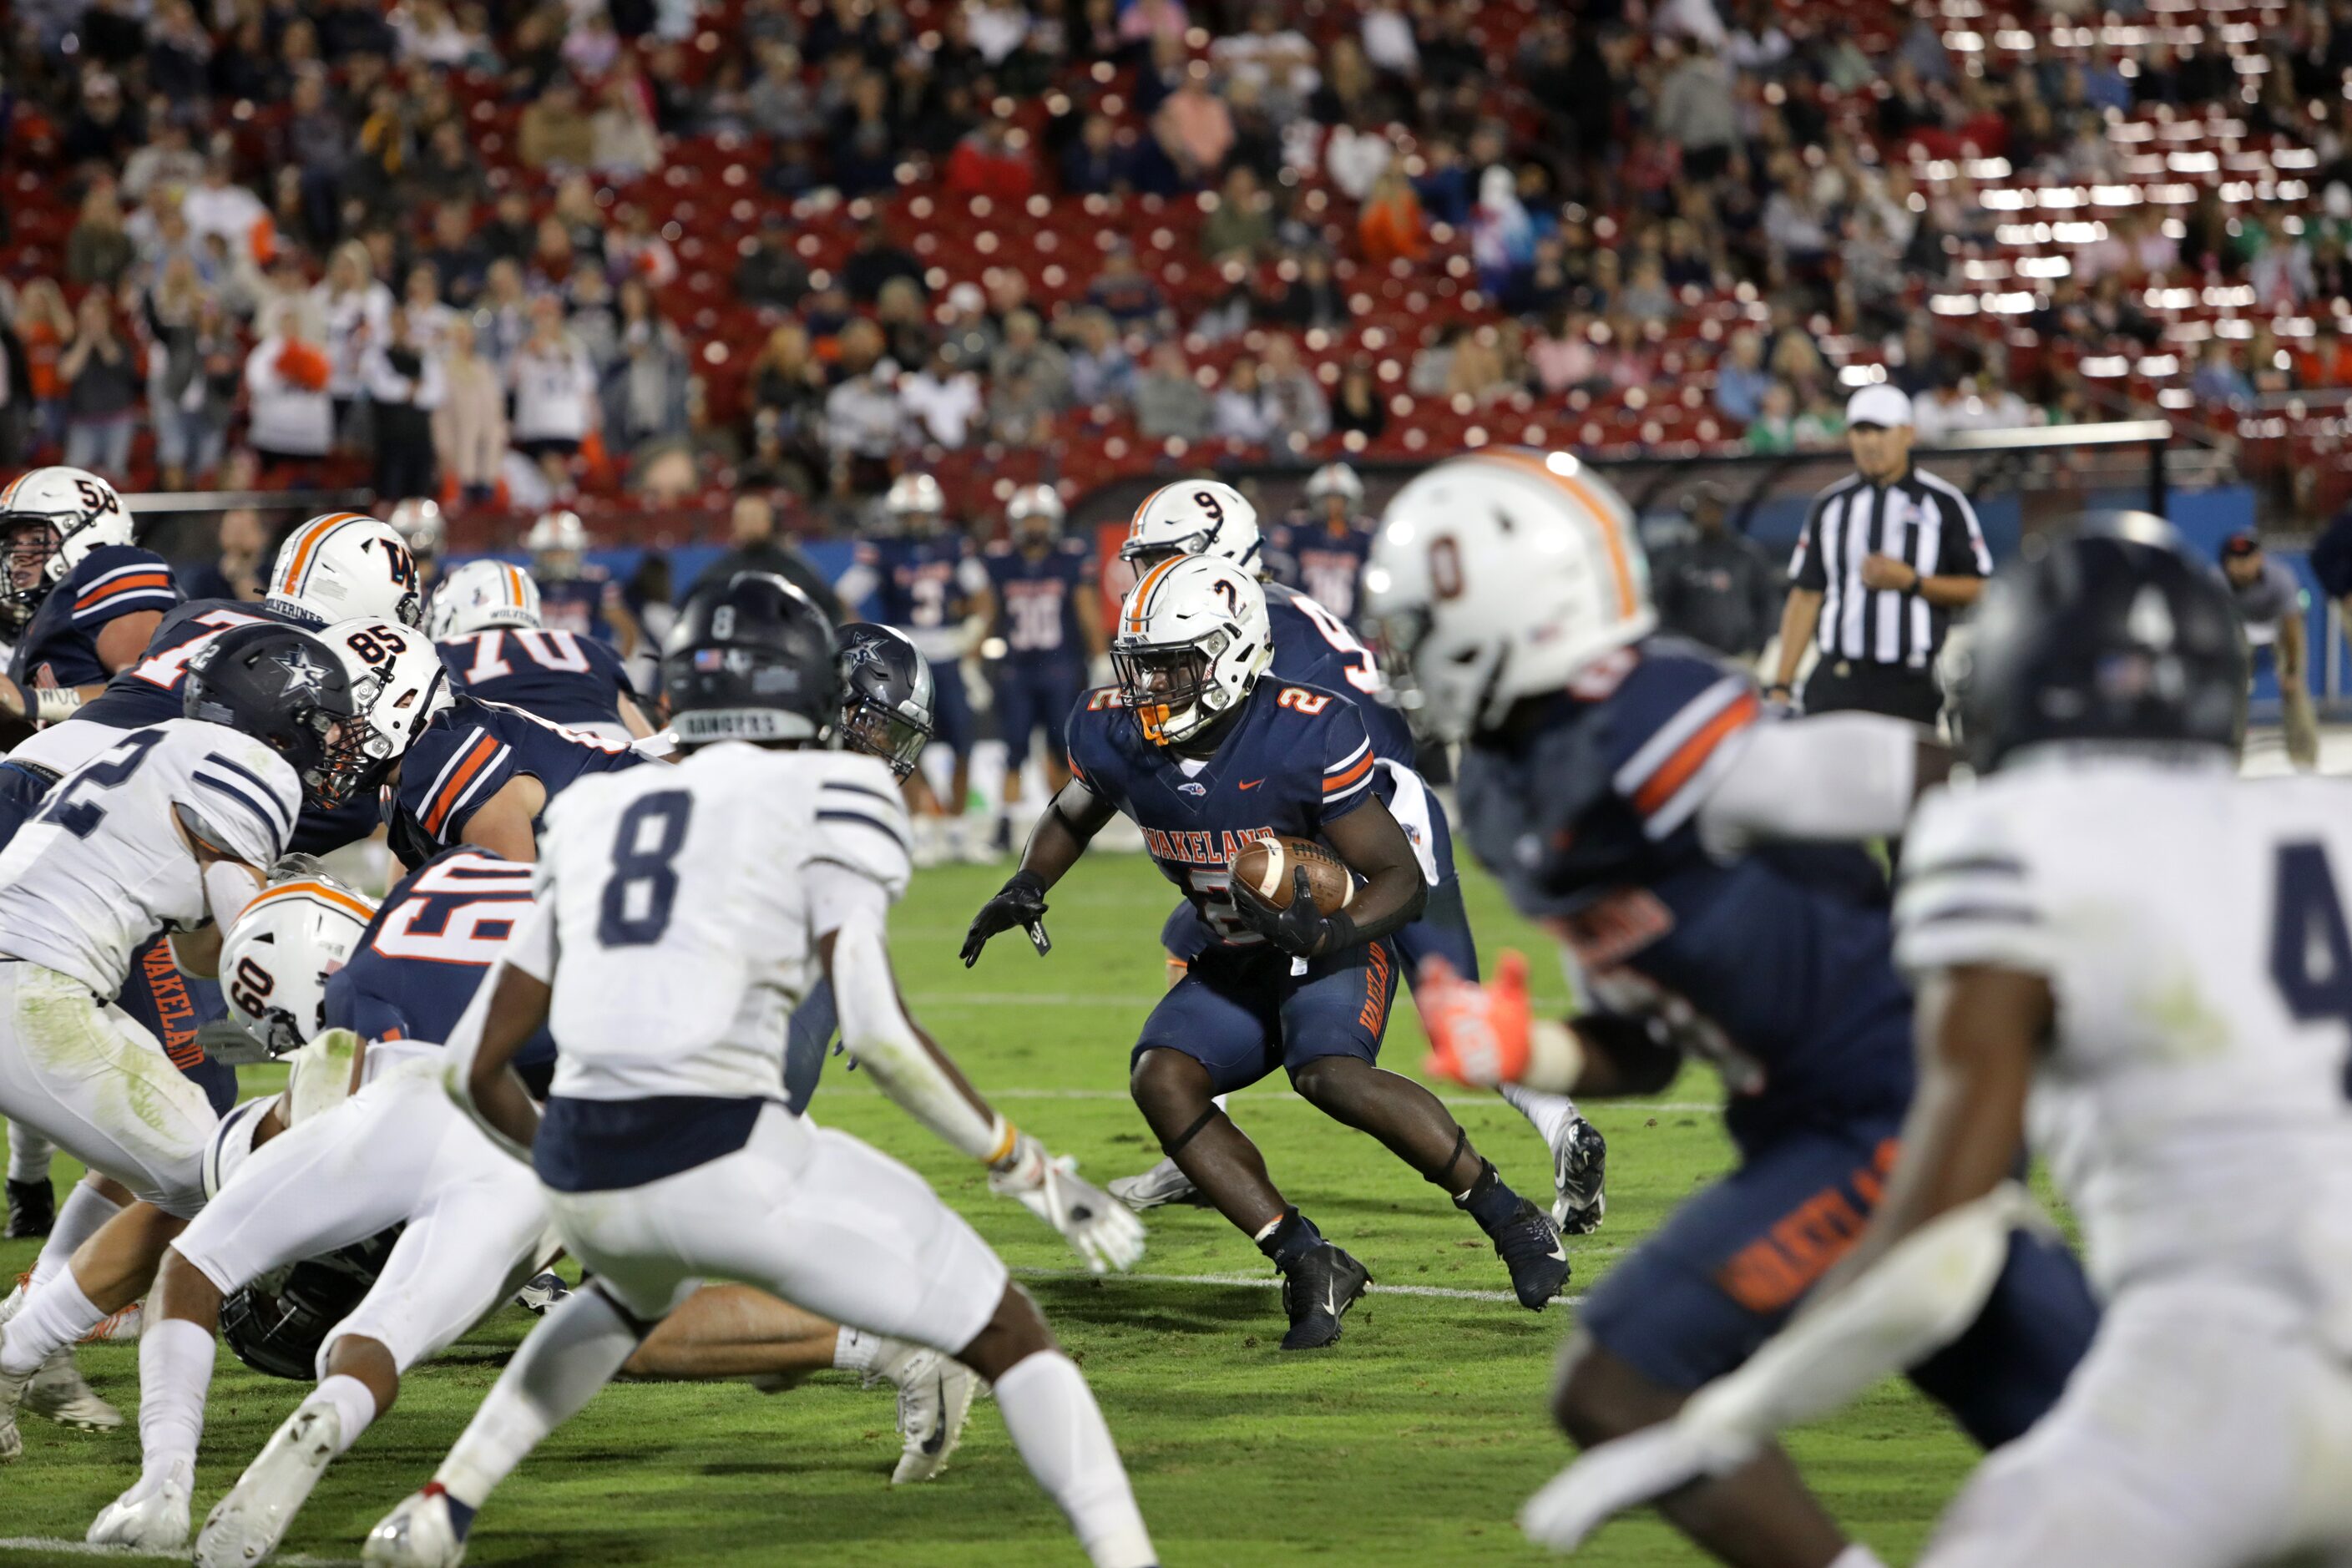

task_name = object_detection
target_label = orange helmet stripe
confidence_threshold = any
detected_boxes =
[281,513,371,594]
[504,564,526,604]
[243,880,377,925]
[1474,451,1640,620]
[1125,555,1185,634]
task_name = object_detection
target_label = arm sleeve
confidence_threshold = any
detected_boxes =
[69,549,184,625]
[1696,713,1920,854]
[811,769,914,899]
[955,551,991,597]
[1936,485,1993,577]
[833,544,881,611]
[823,890,1004,1162]
[183,738,301,867]
[1891,787,2051,979]
[1608,659,1764,842]
[1788,496,1828,590]
[402,722,518,846]
[1313,699,1380,825]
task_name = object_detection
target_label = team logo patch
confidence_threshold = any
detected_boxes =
[1178,781,1207,797]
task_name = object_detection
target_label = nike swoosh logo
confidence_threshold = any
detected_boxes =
[1547,1242,1566,1262]
[1323,1282,1338,1317]
[1238,779,1265,790]
[921,1377,948,1454]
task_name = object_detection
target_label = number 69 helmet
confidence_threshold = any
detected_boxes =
[1113,554,1273,746]
[1118,479,1262,574]
[1363,450,1651,742]
[220,877,378,1059]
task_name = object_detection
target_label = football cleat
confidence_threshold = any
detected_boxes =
[1488,1199,1572,1311]
[0,1272,24,1327]
[513,1272,569,1316]
[0,1344,28,1462]
[80,1299,143,1343]
[870,1339,978,1485]
[24,1346,119,1429]
[1550,1118,1609,1236]
[195,1403,341,1566]
[4,1178,53,1238]
[89,1459,195,1550]
[1106,1157,1212,1211]
[1277,1242,1370,1351]
[363,1483,473,1568]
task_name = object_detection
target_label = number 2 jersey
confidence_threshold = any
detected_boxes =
[1457,636,1914,1153]
[438,629,638,736]
[7,544,185,690]
[387,693,647,866]
[1896,755,2352,1306]
[1066,676,1379,959]
[0,718,299,996]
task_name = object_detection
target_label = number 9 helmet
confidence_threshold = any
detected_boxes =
[1119,479,1262,574]
[0,466,134,633]
[324,617,453,783]
[184,622,372,809]
[1113,554,1273,746]
[266,513,424,630]
[427,559,544,639]
[220,876,378,1059]
[1363,450,1651,742]
[835,622,934,778]
[664,571,841,746]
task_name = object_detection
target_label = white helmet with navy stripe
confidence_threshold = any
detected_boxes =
[1306,463,1365,508]
[0,466,134,627]
[1112,554,1273,746]
[1363,449,1652,741]
[267,512,424,630]
[1119,479,1262,576]
[321,615,453,769]
[427,559,544,639]
[219,875,378,1061]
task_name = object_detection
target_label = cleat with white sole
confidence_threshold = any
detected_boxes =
[195,1403,341,1567]
[364,1483,473,1568]
[0,1352,28,1461]
[89,1459,195,1550]
[870,1339,977,1485]
[79,1299,142,1343]
[1107,1156,1212,1211]
[1550,1117,1608,1236]
[24,1347,120,1429]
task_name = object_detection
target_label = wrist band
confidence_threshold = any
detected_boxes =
[33,685,83,726]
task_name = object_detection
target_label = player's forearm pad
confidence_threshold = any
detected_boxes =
[832,909,1005,1163]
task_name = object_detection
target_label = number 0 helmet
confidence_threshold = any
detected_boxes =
[266,512,424,630]
[836,622,934,778]
[0,466,134,631]
[1113,554,1273,746]
[1119,479,1262,574]
[663,571,840,746]
[427,559,544,639]
[220,877,378,1059]
[1363,450,1651,741]
[183,622,372,808]
[1955,512,2248,772]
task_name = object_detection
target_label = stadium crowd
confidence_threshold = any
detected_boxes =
[0,0,2348,533]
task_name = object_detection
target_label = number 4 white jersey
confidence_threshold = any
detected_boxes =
[0,718,301,997]
[1895,754,2352,1313]
[524,743,912,1103]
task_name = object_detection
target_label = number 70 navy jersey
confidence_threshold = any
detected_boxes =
[438,628,638,730]
[1065,677,1378,959]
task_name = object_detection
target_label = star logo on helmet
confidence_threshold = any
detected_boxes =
[843,638,891,674]
[277,647,331,696]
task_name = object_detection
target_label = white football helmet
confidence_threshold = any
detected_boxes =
[1007,483,1065,538]
[1305,463,1365,508]
[1112,554,1273,746]
[525,508,587,557]
[1118,480,1262,575]
[219,875,377,1060]
[323,615,453,773]
[428,559,544,639]
[1363,450,1652,742]
[266,512,424,630]
[387,497,445,562]
[886,472,947,534]
[0,466,134,629]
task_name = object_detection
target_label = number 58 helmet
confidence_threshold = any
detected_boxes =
[1113,554,1273,746]
[0,466,134,631]
[1363,450,1651,742]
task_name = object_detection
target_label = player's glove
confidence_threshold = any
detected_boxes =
[961,871,1052,967]
[1417,951,1589,1093]
[989,1130,1146,1274]
[1229,867,1336,958]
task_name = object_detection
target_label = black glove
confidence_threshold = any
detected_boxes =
[962,870,1052,968]
[1231,867,1338,959]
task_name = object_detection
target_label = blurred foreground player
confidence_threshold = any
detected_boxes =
[1372,451,2097,1568]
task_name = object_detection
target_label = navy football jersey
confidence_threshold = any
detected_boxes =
[438,629,636,729]
[387,693,645,864]
[1067,676,1378,958]
[850,534,990,664]
[1263,583,1412,764]
[325,846,554,1065]
[9,545,185,689]
[1267,517,1374,626]
[982,539,1094,665]
[534,569,620,644]
[1456,637,1914,1151]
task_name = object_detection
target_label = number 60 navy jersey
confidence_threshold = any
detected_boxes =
[325,847,554,1067]
[1065,677,1378,959]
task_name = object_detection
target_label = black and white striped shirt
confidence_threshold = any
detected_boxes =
[1788,466,1991,669]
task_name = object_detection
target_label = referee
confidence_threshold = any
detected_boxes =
[1767,384,1990,724]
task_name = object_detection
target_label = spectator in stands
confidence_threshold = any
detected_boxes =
[1062,113,1135,195]
[1712,328,1773,423]
[1213,356,1273,445]
[122,114,203,205]
[944,114,1039,200]
[593,66,665,177]
[420,205,487,307]
[244,298,334,474]
[475,258,533,371]
[284,68,349,245]
[520,74,596,172]
[2303,318,2352,387]
[432,316,505,506]
[66,181,136,288]
[1084,244,1171,331]
[1136,340,1211,441]
[1744,381,1798,453]
[1331,358,1385,441]
[748,40,819,140]
[397,0,470,66]
[900,342,984,449]
[1654,39,1739,183]
[57,287,137,474]
[750,320,828,445]
[691,493,842,619]
[605,277,690,453]
[822,319,903,492]
[1066,311,1136,408]
[13,281,71,456]
[182,149,273,268]
[829,70,902,198]
[735,219,811,311]
[1201,165,1276,262]
[402,265,458,359]
[2190,341,2255,407]
[1258,333,1330,443]
[509,295,599,493]
[143,258,236,489]
[1152,63,1235,187]
[63,72,143,167]
[181,508,271,602]
[841,216,922,306]
[412,119,487,209]
[991,310,1072,410]
[1257,249,1343,331]
[313,239,393,437]
[1444,324,1512,407]
[362,303,446,503]
[1325,113,1392,204]
[1358,165,1425,266]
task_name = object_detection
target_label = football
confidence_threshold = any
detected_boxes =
[1231,835,1355,916]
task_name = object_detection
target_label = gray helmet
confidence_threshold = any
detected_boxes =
[835,622,934,778]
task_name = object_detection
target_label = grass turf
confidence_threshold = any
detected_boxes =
[0,852,1979,1566]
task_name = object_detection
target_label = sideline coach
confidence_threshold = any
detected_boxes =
[1768,384,1990,724]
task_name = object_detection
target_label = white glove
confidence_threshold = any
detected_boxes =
[988,1131,1146,1275]
[1518,1423,1758,1552]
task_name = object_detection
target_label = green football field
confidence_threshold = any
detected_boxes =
[0,852,1979,1567]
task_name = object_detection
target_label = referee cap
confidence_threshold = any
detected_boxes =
[1845,384,1914,430]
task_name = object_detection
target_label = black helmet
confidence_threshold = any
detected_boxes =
[835,622,934,778]
[662,570,839,746]
[220,1229,398,1381]
[1957,512,2247,772]
[184,621,372,808]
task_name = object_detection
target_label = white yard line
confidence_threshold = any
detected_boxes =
[0,1541,359,1567]
[1012,1266,1583,1308]
[817,1082,1720,1115]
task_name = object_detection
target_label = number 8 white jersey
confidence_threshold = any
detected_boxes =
[1895,754,2352,1314]
[522,742,912,1103]
[0,718,301,997]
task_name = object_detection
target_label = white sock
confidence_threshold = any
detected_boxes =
[435,1286,640,1509]
[993,1350,1156,1568]
[28,1181,124,1293]
[306,1373,379,1455]
[1500,1083,1581,1147]
[1,1269,104,1376]
[6,1123,52,1186]
[832,1327,883,1375]
[136,1316,216,1479]
[1830,1547,1889,1568]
